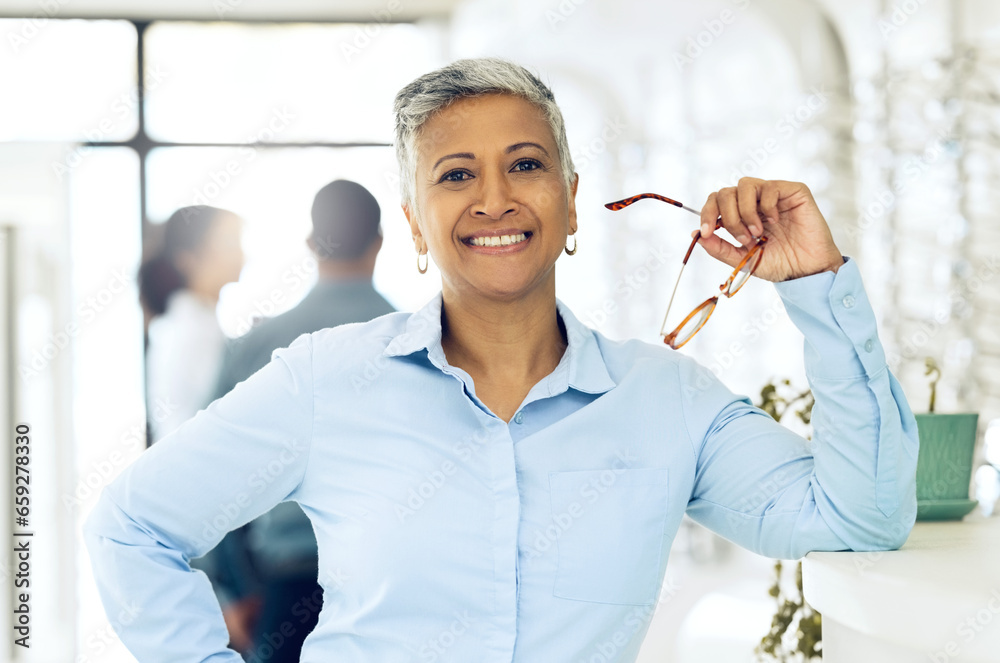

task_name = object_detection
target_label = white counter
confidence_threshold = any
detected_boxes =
[802,513,1000,663]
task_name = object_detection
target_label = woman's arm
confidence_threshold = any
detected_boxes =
[678,177,918,557]
[681,257,918,558]
[83,333,315,661]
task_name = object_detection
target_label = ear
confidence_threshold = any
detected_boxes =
[567,172,580,235]
[403,204,423,249]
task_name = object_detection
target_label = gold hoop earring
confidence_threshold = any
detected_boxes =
[564,234,577,256]
[417,251,428,274]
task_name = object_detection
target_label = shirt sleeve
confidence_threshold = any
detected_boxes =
[681,257,919,559]
[83,333,315,661]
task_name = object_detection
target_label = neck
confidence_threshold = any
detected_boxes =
[317,259,375,280]
[440,277,567,385]
[184,284,219,307]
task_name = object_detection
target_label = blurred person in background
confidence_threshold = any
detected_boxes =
[137,205,245,443]
[204,180,394,660]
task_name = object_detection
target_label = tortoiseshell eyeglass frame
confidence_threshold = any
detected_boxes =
[604,193,768,349]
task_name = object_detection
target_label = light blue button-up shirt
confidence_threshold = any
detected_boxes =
[84,257,918,662]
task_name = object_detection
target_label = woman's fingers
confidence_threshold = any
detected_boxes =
[702,178,780,247]
[757,180,781,227]
[700,192,720,238]
[691,229,744,269]
[736,179,765,239]
[716,187,743,243]
[714,185,755,246]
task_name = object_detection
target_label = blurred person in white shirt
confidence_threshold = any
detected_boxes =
[138,205,245,443]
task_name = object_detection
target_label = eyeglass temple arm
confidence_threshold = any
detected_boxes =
[605,193,727,264]
[604,193,702,217]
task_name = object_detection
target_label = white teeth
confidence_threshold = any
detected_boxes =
[469,233,527,247]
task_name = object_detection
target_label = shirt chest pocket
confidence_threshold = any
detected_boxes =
[548,468,669,606]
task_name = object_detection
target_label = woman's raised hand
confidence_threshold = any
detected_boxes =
[695,177,844,282]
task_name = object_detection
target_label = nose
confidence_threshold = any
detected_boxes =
[471,168,517,220]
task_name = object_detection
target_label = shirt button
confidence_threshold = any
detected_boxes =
[842,295,856,309]
[513,412,524,424]
[864,339,874,353]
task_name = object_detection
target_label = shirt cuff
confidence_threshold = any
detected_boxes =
[773,257,887,380]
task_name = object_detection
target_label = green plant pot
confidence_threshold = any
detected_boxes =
[914,413,978,521]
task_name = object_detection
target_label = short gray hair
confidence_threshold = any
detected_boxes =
[393,57,576,211]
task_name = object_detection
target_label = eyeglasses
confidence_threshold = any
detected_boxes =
[604,193,768,349]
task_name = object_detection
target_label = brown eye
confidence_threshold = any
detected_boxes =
[512,159,541,172]
[440,169,472,183]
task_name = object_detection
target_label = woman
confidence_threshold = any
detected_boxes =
[86,58,917,662]
[138,205,245,442]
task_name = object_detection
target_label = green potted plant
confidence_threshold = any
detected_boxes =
[913,358,979,521]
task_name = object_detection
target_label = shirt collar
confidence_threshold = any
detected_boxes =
[383,292,616,395]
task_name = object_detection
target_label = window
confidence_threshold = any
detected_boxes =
[143,21,435,144]
[0,19,137,141]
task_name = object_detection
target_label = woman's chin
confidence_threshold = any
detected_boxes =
[450,274,554,304]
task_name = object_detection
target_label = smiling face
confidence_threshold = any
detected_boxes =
[405,93,578,303]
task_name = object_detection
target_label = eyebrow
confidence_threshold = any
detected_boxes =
[431,143,551,171]
[432,152,475,171]
[506,142,549,156]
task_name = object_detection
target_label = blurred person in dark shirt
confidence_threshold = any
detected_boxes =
[203,180,394,661]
